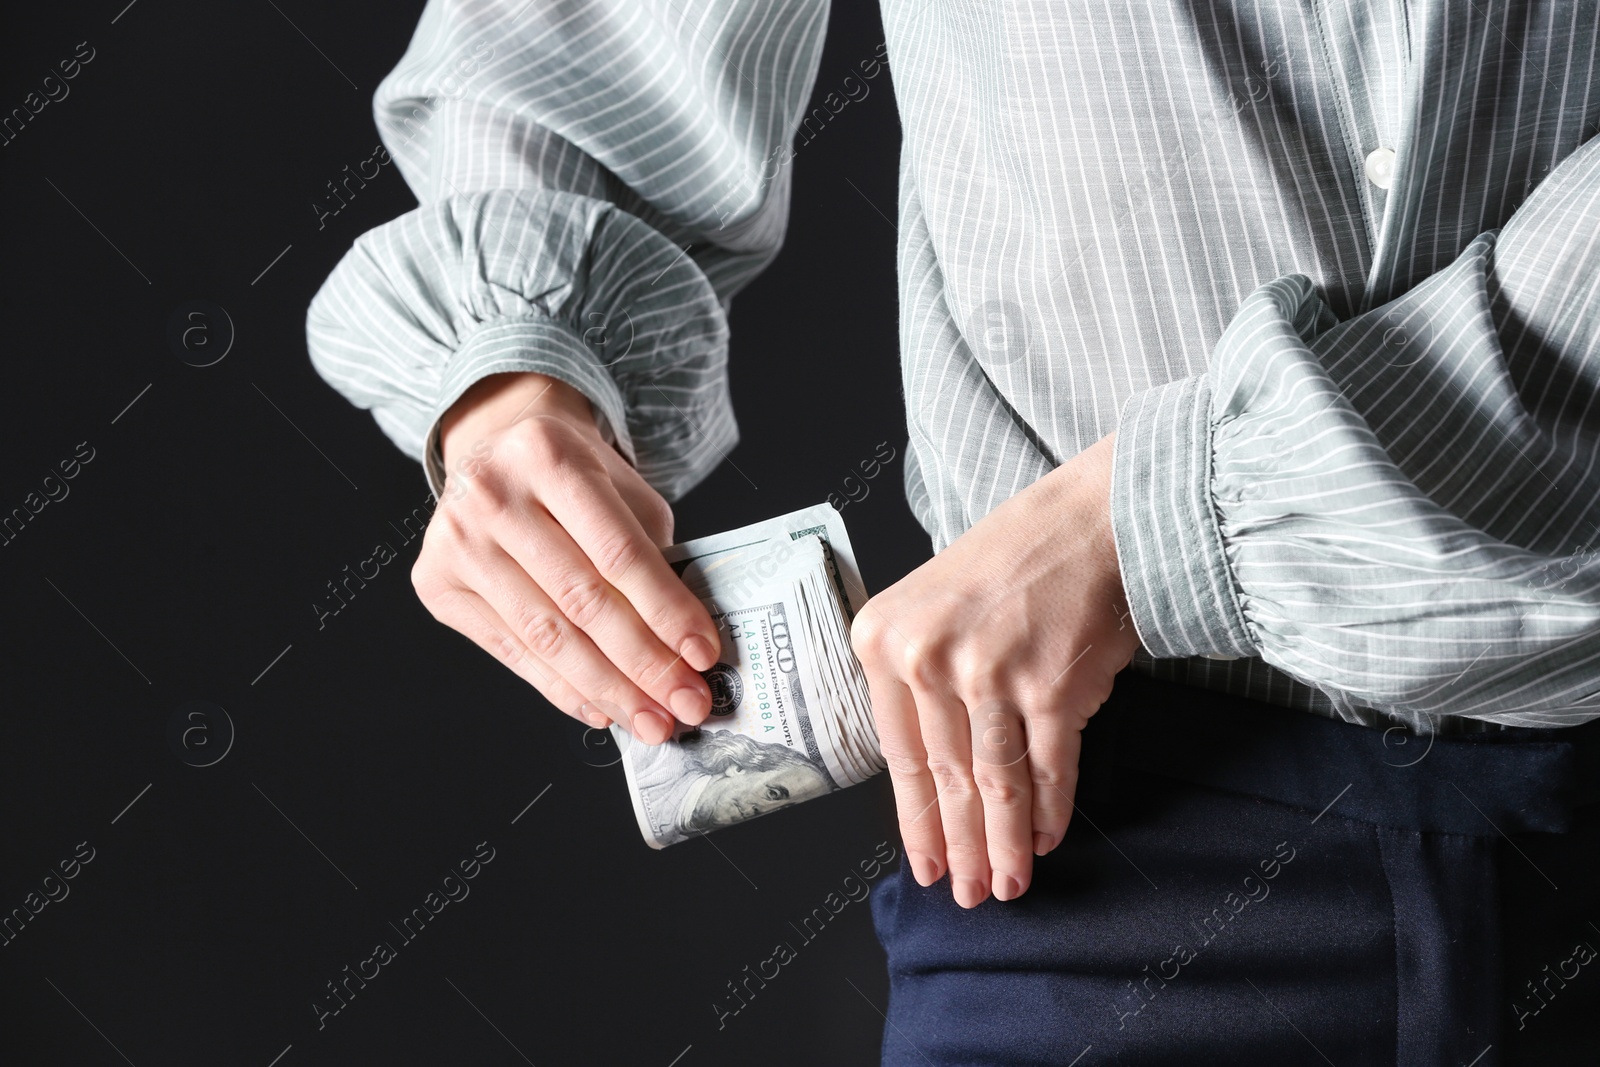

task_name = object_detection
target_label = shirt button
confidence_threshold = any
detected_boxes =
[1364,147,1396,190]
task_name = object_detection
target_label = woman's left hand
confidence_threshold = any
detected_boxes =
[850,431,1140,908]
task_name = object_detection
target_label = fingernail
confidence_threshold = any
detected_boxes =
[584,709,610,729]
[907,851,937,886]
[634,709,672,745]
[992,874,1019,902]
[1033,832,1055,856]
[670,685,708,723]
[955,878,989,909]
[682,634,718,672]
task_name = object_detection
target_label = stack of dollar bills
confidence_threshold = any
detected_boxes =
[614,503,885,848]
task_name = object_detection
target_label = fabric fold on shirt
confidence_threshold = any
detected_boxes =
[304,0,828,503]
[306,0,1600,732]
[1113,136,1600,729]
[307,189,739,502]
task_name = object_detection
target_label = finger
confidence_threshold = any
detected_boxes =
[598,445,676,547]
[490,503,713,726]
[1025,714,1082,858]
[453,543,678,745]
[968,697,1035,901]
[908,672,990,909]
[537,448,721,674]
[866,669,948,888]
[421,584,614,727]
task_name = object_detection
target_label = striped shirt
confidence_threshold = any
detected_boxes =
[305,0,1600,734]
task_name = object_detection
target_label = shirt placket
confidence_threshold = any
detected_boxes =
[1310,0,1411,313]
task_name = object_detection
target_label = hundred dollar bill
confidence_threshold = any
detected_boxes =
[662,501,870,618]
[615,506,883,848]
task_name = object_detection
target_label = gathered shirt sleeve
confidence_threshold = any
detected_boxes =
[305,0,828,501]
[1112,135,1600,728]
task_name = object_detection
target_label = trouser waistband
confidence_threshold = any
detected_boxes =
[1080,667,1600,835]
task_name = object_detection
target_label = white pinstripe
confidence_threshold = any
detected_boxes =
[306,0,1600,732]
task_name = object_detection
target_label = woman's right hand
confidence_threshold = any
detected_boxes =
[411,371,721,744]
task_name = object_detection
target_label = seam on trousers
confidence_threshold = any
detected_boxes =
[1376,824,1404,1067]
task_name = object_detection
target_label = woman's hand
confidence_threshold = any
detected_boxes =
[411,371,722,744]
[849,431,1140,907]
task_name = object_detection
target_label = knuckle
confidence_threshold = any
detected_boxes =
[924,758,973,800]
[971,769,1023,806]
[513,604,565,659]
[1029,763,1070,794]
[850,608,885,661]
[490,630,523,665]
[973,714,1029,767]
[900,643,940,690]
[590,527,646,579]
[426,505,471,543]
[639,493,675,545]
[441,454,511,513]
[415,590,451,626]
[409,573,460,627]
[552,573,611,630]
[882,750,929,781]
[527,419,602,478]
[951,647,999,692]
[942,838,989,865]
[410,560,446,603]
[499,421,569,482]
[507,415,563,457]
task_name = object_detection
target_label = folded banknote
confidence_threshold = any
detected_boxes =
[614,503,884,848]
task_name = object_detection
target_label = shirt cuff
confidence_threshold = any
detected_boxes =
[420,316,633,501]
[1110,374,1256,660]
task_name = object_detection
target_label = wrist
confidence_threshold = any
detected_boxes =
[440,372,598,469]
[1043,431,1123,589]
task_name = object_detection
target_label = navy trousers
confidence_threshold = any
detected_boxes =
[869,668,1600,1066]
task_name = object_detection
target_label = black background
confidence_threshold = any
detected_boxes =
[0,2,927,1063]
